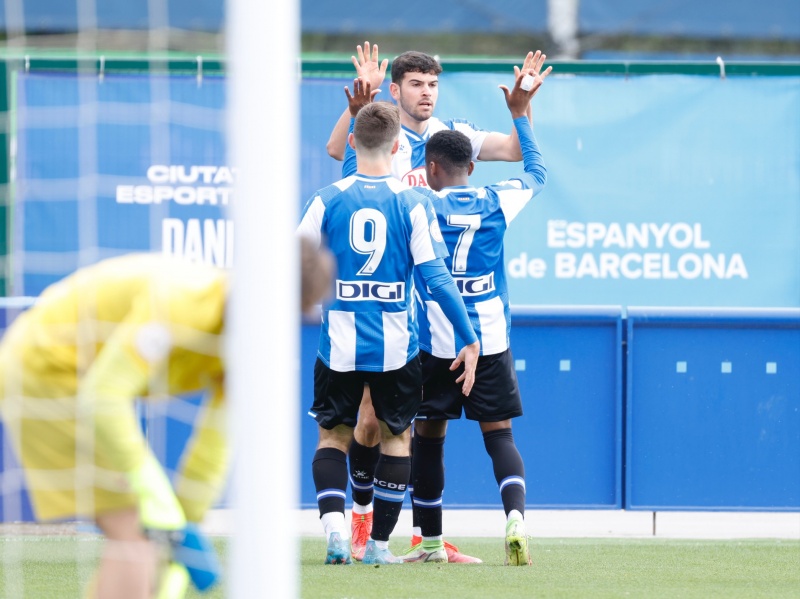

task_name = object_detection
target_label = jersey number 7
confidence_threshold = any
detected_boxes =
[448,214,481,274]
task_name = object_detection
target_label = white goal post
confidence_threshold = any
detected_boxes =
[226,0,301,597]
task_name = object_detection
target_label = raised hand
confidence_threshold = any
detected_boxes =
[351,41,388,91]
[344,77,380,117]
[498,50,553,118]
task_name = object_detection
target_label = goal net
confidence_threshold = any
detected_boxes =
[0,0,299,597]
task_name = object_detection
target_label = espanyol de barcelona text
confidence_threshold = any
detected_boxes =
[507,220,749,280]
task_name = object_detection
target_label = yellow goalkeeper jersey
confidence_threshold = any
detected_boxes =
[0,253,228,522]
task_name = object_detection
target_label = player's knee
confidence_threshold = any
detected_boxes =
[378,424,410,456]
[96,506,146,542]
[354,413,381,446]
[479,419,512,434]
[317,424,353,453]
[414,420,447,439]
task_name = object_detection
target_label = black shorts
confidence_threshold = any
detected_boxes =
[417,348,523,422]
[310,356,422,435]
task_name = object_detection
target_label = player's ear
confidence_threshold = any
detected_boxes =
[389,81,400,101]
[347,132,356,150]
[391,138,399,155]
[467,161,475,176]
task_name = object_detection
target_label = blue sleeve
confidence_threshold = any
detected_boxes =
[513,116,546,187]
[342,117,357,178]
[417,259,478,345]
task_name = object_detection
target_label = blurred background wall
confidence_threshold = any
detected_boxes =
[1,0,799,60]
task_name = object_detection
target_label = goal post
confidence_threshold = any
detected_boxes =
[226,0,301,597]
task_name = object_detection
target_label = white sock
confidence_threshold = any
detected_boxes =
[507,509,524,524]
[352,502,373,515]
[321,512,347,539]
[412,526,422,538]
[372,540,389,550]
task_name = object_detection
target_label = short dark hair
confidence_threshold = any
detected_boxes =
[353,102,400,152]
[425,130,472,173]
[391,51,442,84]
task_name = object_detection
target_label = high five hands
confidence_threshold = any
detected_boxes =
[499,50,553,118]
[351,41,388,93]
[344,77,380,117]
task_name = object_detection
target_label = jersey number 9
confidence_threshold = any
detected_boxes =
[350,208,387,275]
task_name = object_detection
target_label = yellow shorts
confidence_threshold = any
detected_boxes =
[0,339,138,521]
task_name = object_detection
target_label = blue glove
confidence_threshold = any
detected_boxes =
[171,523,221,592]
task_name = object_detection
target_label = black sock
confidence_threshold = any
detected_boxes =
[409,470,418,529]
[312,447,348,518]
[370,454,411,542]
[412,434,445,538]
[349,438,380,506]
[483,428,526,517]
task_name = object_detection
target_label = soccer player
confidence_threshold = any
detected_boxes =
[327,42,532,182]
[405,60,550,566]
[0,253,228,599]
[337,47,551,563]
[297,100,481,565]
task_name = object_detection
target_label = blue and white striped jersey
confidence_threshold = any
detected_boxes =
[393,118,488,188]
[415,179,542,358]
[414,116,547,358]
[298,174,448,372]
[417,117,547,358]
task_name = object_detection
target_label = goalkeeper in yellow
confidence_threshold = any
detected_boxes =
[0,253,228,599]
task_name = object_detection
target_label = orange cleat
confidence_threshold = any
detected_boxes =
[350,511,373,562]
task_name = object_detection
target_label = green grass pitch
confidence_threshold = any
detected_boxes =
[0,535,797,598]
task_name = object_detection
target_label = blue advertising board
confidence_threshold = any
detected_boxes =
[301,71,800,309]
[449,306,623,508]
[626,308,800,510]
[7,68,800,515]
[432,73,800,308]
[299,307,623,509]
[14,71,800,308]
[14,72,230,295]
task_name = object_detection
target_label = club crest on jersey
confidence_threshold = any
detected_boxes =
[453,272,495,296]
[429,220,444,243]
[336,280,406,302]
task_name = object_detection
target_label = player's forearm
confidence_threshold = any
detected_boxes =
[342,117,357,177]
[174,427,229,522]
[174,448,229,523]
[174,387,229,522]
[498,102,533,162]
[513,116,546,186]
[478,131,523,162]
[80,342,151,472]
[326,108,352,161]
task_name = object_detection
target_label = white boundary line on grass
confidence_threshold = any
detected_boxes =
[201,509,800,540]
